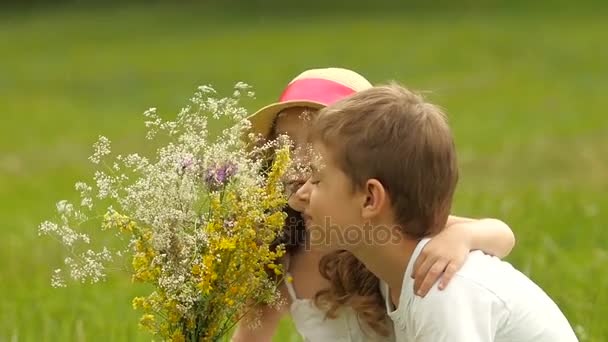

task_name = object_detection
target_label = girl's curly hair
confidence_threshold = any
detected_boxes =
[314,250,392,337]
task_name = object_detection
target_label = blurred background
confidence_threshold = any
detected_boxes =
[1,0,606,341]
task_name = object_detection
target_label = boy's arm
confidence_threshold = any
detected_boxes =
[410,277,508,342]
[231,284,290,342]
[413,216,515,296]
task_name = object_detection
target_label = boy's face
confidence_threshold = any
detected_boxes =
[297,141,367,251]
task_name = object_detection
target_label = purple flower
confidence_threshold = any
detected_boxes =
[223,219,236,231]
[204,162,238,190]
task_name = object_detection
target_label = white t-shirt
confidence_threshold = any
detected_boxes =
[283,257,395,341]
[380,238,579,342]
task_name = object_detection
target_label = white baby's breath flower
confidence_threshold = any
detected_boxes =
[75,182,90,192]
[81,235,91,244]
[38,221,58,236]
[143,108,162,139]
[65,248,113,284]
[89,136,111,164]
[48,201,90,246]
[75,182,94,209]
[73,210,88,223]
[123,153,149,172]
[80,197,93,210]
[234,81,250,91]
[56,200,74,215]
[160,120,179,136]
[58,224,83,246]
[51,269,67,288]
[143,107,158,119]
[197,85,216,94]
[94,171,115,200]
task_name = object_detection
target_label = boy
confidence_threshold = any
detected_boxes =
[294,83,578,341]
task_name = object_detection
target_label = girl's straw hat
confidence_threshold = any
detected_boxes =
[248,67,372,138]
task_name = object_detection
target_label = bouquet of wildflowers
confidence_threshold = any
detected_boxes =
[39,83,292,341]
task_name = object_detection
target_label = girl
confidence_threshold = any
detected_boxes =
[232,68,515,341]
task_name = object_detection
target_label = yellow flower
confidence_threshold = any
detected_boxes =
[266,211,286,228]
[120,220,136,233]
[142,231,152,241]
[191,264,202,275]
[142,298,152,310]
[139,314,156,331]
[152,266,161,278]
[197,280,213,295]
[132,296,145,310]
[286,276,294,283]
[218,238,236,251]
[202,255,214,269]
[145,248,156,259]
[168,310,181,323]
[171,330,185,342]
[206,222,217,233]
[132,253,149,272]
[159,322,171,336]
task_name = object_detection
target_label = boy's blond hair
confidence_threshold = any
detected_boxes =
[311,83,458,237]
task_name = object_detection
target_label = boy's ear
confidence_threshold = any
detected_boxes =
[361,179,387,220]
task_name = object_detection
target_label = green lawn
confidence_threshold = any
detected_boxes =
[1,4,606,341]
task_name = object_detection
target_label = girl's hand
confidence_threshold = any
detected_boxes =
[411,216,515,297]
[412,224,472,297]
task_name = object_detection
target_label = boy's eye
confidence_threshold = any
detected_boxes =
[285,180,304,196]
[309,165,321,185]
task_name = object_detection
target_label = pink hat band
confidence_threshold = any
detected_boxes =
[278,78,357,106]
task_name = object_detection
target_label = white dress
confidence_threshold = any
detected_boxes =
[284,261,395,342]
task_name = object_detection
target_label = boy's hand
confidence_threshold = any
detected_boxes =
[412,224,472,297]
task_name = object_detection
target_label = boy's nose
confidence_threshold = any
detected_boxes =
[288,179,311,212]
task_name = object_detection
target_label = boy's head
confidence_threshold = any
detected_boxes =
[299,83,458,249]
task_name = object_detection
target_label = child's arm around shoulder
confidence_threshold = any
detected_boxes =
[446,215,516,258]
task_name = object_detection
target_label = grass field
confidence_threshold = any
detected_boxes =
[1,3,607,341]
